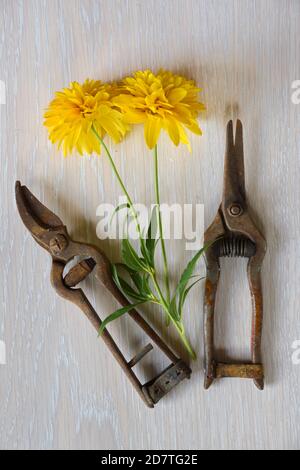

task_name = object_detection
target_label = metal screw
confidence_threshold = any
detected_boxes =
[49,234,68,255]
[228,203,243,217]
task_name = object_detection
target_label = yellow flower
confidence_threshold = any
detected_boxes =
[113,69,205,150]
[44,79,127,156]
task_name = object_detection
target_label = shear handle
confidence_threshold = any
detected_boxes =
[47,235,180,365]
[203,210,265,389]
[51,261,154,408]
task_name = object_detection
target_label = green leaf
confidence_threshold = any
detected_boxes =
[168,295,180,322]
[112,264,152,301]
[172,242,211,318]
[140,238,151,265]
[121,238,148,272]
[120,278,149,301]
[128,270,153,299]
[141,274,153,297]
[111,264,125,292]
[145,206,158,265]
[130,270,152,298]
[98,301,146,336]
[130,271,144,292]
[114,262,136,275]
[179,276,205,317]
[114,263,145,292]
[111,265,146,301]
[175,243,210,299]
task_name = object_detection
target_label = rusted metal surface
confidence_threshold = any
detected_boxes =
[216,363,264,380]
[203,120,267,390]
[64,258,96,287]
[15,181,191,407]
[143,360,191,404]
[127,343,153,368]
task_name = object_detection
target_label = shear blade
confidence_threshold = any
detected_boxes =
[223,120,246,205]
[15,181,64,236]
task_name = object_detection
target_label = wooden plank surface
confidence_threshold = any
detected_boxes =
[0,0,299,450]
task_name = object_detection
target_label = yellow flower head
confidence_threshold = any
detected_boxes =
[113,69,205,150]
[44,79,127,156]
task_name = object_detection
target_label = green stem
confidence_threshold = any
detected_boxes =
[150,271,196,359]
[153,144,171,304]
[179,329,196,360]
[92,126,143,241]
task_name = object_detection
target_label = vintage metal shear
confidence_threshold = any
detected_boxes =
[15,181,191,407]
[203,120,266,390]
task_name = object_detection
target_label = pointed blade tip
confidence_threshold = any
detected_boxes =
[15,182,64,232]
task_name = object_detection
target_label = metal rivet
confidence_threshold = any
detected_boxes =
[49,234,68,255]
[228,203,243,217]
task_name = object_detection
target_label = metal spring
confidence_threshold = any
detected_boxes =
[216,236,256,258]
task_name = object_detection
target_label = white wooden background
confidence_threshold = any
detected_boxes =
[0,0,299,450]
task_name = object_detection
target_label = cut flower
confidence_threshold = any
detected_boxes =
[44,79,127,156]
[113,69,205,149]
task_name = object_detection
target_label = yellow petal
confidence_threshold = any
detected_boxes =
[144,115,162,149]
[165,117,180,146]
[123,109,146,124]
[186,119,202,135]
[96,106,127,143]
[167,88,187,104]
[177,124,191,151]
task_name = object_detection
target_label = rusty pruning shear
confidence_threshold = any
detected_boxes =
[15,181,191,407]
[203,120,267,390]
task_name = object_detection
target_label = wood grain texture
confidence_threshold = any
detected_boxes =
[1,0,300,450]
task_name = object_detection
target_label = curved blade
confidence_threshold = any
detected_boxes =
[15,181,64,245]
